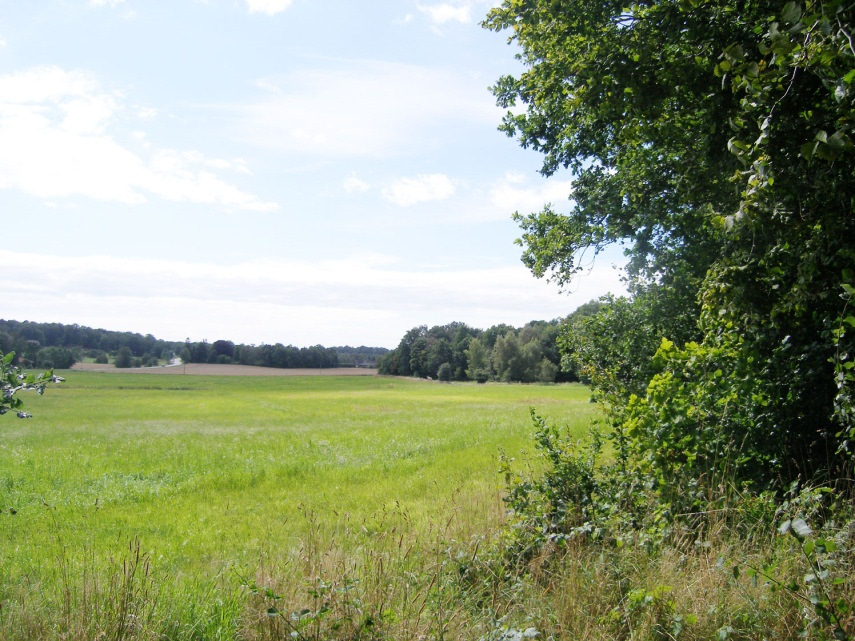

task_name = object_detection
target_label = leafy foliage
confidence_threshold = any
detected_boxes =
[0,351,63,418]
[486,0,855,496]
[500,410,605,561]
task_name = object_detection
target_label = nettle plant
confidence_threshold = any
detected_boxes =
[0,351,63,419]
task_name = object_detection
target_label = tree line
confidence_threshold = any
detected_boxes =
[0,319,179,369]
[0,320,387,370]
[179,340,341,369]
[376,310,602,383]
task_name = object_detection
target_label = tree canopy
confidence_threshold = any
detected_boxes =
[378,319,573,383]
[485,0,854,491]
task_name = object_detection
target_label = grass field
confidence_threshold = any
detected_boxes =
[0,372,595,639]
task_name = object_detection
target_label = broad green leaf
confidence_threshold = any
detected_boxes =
[791,518,812,538]
[781,2,802,24]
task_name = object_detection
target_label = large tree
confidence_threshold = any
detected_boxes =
[486,0,855,489]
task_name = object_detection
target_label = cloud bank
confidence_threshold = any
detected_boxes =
[236,61,498,158]
[0,66,277,211]
[0,250,626,347]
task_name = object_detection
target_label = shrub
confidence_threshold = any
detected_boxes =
[114,347,133,369]
[35,346,76,369]
[437,362,452,382]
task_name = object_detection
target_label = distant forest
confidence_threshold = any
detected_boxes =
[378,301,603,383]
[0,319,388,370]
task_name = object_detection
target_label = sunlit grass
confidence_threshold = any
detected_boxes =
[0,372,595,638]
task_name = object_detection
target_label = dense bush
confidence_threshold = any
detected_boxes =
[114,346,133,369]
[35,346,76,369]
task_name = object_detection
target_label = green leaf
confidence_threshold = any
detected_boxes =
[791,518,812,538]
[818,539,837,553]
[781,2,802,24]
[724,43,744,62]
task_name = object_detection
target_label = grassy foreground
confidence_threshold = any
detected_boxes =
[0,372,595,639]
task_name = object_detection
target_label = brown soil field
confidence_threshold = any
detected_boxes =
[70,362,378,376]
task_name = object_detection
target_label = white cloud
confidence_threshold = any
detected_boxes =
[0,37,7,50]
[235,61,498,158]
[417,3,472,24]
[136,106,158,120]
[0,66,277,212]
[0,250,626,347]
[343,173,370,194]
[89,0,125,5]
[245,0,293,15]
[416,1,501,26]
[490,171,572,214]
[382,173,456,206]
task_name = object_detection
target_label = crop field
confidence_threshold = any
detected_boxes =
[0,372,595,639]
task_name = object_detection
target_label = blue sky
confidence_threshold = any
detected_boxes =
[0,0,626,348]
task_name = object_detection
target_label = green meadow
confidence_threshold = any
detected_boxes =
[0,372,594,639]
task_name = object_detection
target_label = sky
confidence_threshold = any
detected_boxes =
[0,0,626,348]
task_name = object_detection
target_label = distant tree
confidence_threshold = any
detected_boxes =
[537,358,558,384]
[114,346,133,369]
[212,340,235,360]
[481,324,515,351]
[464,338,490,381]
[0,331,13,355]
[425,338,453,379]
[437,362,452,383]
[492,332,523,382]
[35,346,76,369]
[409,337,430,378]
[191,340,210,364]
